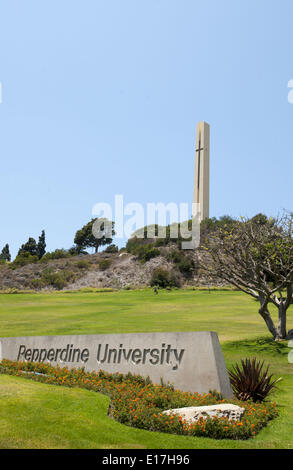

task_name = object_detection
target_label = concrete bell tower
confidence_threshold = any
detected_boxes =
[193,121,210,221]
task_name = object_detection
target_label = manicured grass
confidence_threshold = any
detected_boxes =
[0,369,292,449]
[0,289,291,342]
[0,289,292,449]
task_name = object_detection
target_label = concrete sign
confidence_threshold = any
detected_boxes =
[0,331,233,397]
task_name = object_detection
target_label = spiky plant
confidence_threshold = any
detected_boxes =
[229,358,279,402]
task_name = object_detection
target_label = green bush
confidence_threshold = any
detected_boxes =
[105,244,119,253]
[168,250,194,277]
[127,238,160,263]
[0,360,278,440]
[99,259,112,271]
[9,252,39,269]
[30,278,45,290]
[41,249,71,262]
[135,246,160,263]
[0,288,36,294]
[76,287,115,293]
[150,267,180,288]
[75,260,90,269]
[154,238,169,247]
[40,268,76,290]
[126,237,144,253]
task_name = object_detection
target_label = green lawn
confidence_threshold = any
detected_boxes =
[0,289,292,449]
[0,289,291,342]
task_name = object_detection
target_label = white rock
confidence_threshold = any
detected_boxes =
[163,404,245,423]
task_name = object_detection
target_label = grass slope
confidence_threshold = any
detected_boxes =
[0,368,292,449]
[0,289,291,341]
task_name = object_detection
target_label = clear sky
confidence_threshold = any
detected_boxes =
[0,0,292,257]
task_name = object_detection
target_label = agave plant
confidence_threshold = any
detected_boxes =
[229,358,280,402]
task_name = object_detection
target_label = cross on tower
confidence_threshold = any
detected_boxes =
[193,122,210,221]
[195,140,204,202]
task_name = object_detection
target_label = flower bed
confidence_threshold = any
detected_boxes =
[0,359,278,440]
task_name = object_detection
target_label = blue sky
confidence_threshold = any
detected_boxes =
[0,0,292,257]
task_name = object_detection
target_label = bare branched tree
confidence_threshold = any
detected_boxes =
[201,213,293,340]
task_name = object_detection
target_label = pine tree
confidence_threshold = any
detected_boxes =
[18,237,37,256]
[36,230,46,259]
[0,243,11,262]
[74,218,115,253]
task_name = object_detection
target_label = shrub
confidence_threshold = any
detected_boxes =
[126,238,160,263]
[30,278,45,289]
[126,237,145,253]
[77,287,115,293]
[135,246,160,263]
[229,358,279,402]
[40,268,76,290]
[99,259,112,271]
[154,238,169,247]
[150,268,180,288]
[0,360,278,440]
[168,250,194,277]
[41,249,71,262]
[105,244,119,253]
[9,253,39,269]
[68,246,88,256]
[0,288,36,294]
[75,260,90,269]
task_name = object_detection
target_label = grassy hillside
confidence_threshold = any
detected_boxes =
[0,289,291,342]
[0,289,292,449]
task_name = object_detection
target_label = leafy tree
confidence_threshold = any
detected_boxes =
[201,212,293,340]
[0,244,11,262]
[18,237,37,256]
[74,218,115,253]
[36,230,46,259]
[200,215,236,244]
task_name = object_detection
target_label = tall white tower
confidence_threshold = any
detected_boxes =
[193,121,210,221]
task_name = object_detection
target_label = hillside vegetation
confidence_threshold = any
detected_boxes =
[0,246,223,292]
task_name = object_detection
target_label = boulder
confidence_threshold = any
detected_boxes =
[163,404,245,422]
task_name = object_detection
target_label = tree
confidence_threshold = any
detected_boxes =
[36,230,46,259]
[201,213,293,341]
[74,218,115,253]
[0,243,11,262]
[18,237,37,256]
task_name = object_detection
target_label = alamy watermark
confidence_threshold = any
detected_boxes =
[91,195,201,249]
[288,79,293,104]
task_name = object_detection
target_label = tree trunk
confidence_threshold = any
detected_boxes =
[258,295,277,339]
[259,308,277,339]
[276,304,287,340]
